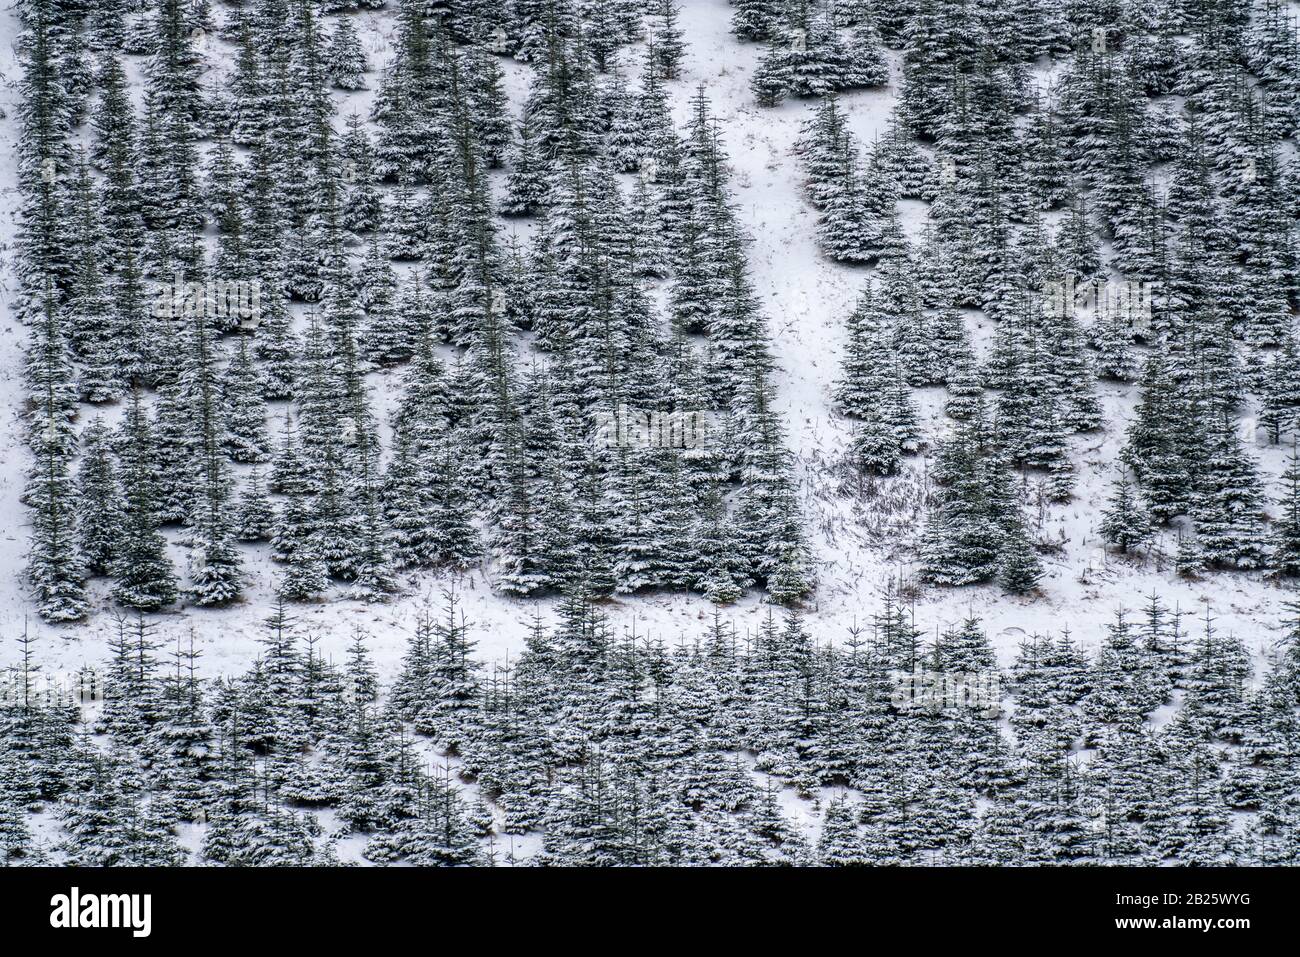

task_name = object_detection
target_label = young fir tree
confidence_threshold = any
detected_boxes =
[326,15,367,91]
[1192,415,1267,570]
[221,335,270,463]
[112,390,178,612]
[75,417,123,578]
[349,445,397,603]
[340,114,384,236]
[361,250,414,366]
[233,466,275,544]
[270,419,328,603]
[182,311,244,606]
[501,111,549,217]
[1271,443,1300,578]
[253,290,299,401]
[652,0,687,80]
[26,290,86,623]
[921,400,1012,587]
[66,158,125,403]
[1100,465,1152,555]
[998,513,1044,596]
[751,38,793,107]
[733,377,815,605]
[731,0,784,40]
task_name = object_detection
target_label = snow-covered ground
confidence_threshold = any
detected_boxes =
[0,0,1294,691]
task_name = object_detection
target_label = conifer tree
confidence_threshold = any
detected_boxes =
[732,0,783,41]
[1271,443,1300,578]
[998,516,1043,596]
[326,14,367,90]
[271,419,328,603]
[254,290,299,401]
[653,1,687,79]
[1100,466,1152,555]
[921,400,1012,587]
[1193,416,1267,570]
[26,290,86,623]
[340,114,384,236]
[234,467,275,544]
[75,418,123,578]
[501,112,549,217]
[221,335,270,463]
[113,391,179,612]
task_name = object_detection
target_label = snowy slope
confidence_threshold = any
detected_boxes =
[0,0,1294,693]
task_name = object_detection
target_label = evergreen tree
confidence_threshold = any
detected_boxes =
[326,15,367,90]
[221,335,270,463]
[1100,466,1152,555]
[652,1,687,80]
[234,467,275,544]
[1272,443,1300,578]
[113,391,178,612]
[75,418,123,577]
[26,290,86,623]
[921,401,1012,587]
